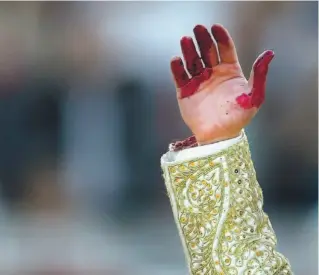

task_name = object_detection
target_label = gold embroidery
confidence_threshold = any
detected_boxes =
[163,134,292,275]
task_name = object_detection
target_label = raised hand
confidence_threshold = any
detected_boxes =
[171,24,274,144]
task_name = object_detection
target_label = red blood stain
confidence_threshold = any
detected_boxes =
[179,68,212,98]
[193,25,214,67]
[236,50,275,109]
[236,93,252,109]
[180,36,204,76]
[211,25,229,44]
[171,57,189,87]
[172,33,214,99]
[171,135,198,151]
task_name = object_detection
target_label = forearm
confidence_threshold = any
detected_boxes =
[161,131,292,275]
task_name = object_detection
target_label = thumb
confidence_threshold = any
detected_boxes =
[247,50,275,108]
[236,50,274,109]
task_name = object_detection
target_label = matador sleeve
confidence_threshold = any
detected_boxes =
[161,130,293,275]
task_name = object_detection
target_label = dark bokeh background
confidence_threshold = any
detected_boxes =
[0,2,317,275]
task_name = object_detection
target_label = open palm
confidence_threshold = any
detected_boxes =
[171,24,274,144]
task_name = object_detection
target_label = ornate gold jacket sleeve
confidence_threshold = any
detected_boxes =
[161,133,292,275]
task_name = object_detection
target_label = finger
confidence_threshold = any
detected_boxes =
[170,56,190,88]
[180,36,204,77]
[193,25,218,67]
[236,50,275,109]
[211,24,238,64]
[250,50,275,108]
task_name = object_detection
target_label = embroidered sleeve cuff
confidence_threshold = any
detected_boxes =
[161,131,244,165]
[160,129,292,274]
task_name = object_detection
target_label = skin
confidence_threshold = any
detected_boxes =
[170,24,274,144]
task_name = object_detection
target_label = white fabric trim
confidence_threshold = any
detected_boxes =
[161,131,244,165]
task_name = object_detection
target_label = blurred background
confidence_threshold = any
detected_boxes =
[0,2,317,275]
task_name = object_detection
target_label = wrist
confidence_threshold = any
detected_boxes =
[196,132,241,146]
